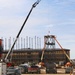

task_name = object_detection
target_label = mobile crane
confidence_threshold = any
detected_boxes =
[0,0,41,75]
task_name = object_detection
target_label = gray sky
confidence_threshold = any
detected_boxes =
[0,0,75,59]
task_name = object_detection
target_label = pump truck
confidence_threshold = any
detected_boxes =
[0,0,41,75]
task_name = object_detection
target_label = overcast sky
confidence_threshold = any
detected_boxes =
[0,0,75,59]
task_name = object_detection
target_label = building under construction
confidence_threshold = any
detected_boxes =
[2,35,70,65]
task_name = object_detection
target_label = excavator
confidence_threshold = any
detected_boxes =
[0,0,41,75]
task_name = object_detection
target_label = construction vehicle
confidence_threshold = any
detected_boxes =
[6,65,21,75]
[27,65,40,74]
[0,0,41,75]
[18,63,29,74]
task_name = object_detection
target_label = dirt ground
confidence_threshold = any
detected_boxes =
[21,68,75,75]
[22,74,75,75]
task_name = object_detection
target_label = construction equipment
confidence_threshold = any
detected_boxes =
[40,35,75,74]
[5,0,41,62]
[0,0,41,75]
[40,35,72,63]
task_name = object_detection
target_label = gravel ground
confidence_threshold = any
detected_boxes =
[21,68,75,75]
[22,74,75,75]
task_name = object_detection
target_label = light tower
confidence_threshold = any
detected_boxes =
[44,35,56,49]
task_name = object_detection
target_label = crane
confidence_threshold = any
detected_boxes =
[5,0,41,62]
[0,0,41,75]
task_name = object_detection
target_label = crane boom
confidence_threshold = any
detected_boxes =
[4,0,41,62]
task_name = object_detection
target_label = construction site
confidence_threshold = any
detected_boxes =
[2,35,70,66]
[0,34,75,75]
[0,0,75,75]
